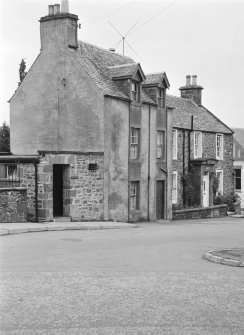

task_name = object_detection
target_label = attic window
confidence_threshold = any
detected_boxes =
[131,81,140,102]
[158,88,165,108]
[88,163,98,171]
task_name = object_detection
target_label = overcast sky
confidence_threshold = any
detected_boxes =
[0,0,243,129]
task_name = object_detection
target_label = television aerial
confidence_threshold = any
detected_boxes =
[108,20,138,56]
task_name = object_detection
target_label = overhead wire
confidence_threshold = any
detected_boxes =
[129,0,177,37]
[130,0,194,42]
[82,0,144,26]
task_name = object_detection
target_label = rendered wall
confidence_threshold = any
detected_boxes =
[10,47,104,155]
[104,98,129,222]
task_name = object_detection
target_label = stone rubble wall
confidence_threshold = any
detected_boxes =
[20,164,36,221]
[0,188,27,222]
[37,153,104,222]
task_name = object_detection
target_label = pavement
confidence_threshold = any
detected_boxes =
[203,248,244,267]
[0,221,137,236]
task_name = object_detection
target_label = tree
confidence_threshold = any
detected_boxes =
[0,122,10,152]
[18,58,27,85]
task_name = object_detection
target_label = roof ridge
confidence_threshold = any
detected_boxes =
[146,71,166,75]
[107,63,137,69]
[78,40,134,61]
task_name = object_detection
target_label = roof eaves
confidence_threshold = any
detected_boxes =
[201,105,233,134]
[104,94,131,102]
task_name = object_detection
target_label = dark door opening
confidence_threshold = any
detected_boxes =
[53,164,63,216]
[156,181,165,219]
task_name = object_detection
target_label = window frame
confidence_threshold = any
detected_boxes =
[131,80,140,103]
[130,181,140,210]
[234,168,242,191]
[156,130,166,160]
[130,127,140,160]
[172,171,178,204]
[157,88,165,108]
[194,131,202,159]
[216,134,224,160]
[216,169,223,195]
[172,129,178,160]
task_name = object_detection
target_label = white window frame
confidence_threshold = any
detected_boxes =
[172,171,178,204]
[234,168,242,191]
[172,129,178,160]
[216,169,223,195]
[130,128,139,159]
[194,131,202,159]
[156,131,165,160]
[216,134,223,160]
[130,181,140,210]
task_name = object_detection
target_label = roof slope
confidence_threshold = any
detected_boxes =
[167,94,232,134]
[232,128,244,148]
[70,41,154,103]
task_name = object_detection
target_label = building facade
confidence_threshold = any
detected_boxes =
[4,3,174,222]
[232,128,244,210]
[167,75,234,209]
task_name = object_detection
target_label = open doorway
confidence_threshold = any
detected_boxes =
[156,180,165,219]
[53,164,64,217]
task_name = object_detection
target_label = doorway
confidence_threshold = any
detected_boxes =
[156,181,165,219]
[53,164,64,216]
[203,172,209,207]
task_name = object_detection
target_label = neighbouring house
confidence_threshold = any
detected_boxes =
[0,2,174,223]
[167,75,234,209]
[232,128,244,211]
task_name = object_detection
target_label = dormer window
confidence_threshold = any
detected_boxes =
[131,81,139,102]
[158,88,165,108]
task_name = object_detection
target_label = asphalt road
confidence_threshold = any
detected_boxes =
[0,217,244,335]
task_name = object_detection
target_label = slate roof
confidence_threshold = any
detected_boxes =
[70,41,154,104]
[166,94,233,134]
[143,72,168,86]
[108,63,139,79]
[232,128,244,148]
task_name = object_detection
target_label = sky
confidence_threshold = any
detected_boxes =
[0,0,244,129]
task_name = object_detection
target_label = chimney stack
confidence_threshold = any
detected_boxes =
[186,75,191,86]
[192,75,197,86]
[48,5,54,15]
[61,0,69,13]
[54,4,60,15]
[179,75,203,106]
[40,4,79,50]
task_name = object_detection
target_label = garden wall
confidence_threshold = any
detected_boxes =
[173,204,228,220]
[0,187,27,222]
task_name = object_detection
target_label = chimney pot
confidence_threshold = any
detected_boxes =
[192,75,197,86]
[186,75,191,86]
[61,0,69,13]
[48,5,54,15]
[54,4,60,15]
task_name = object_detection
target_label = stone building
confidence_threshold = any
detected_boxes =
[1,2,174,223]
[167,75,234,209]
[232,128,244,210]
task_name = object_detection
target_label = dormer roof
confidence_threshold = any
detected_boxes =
[108,63,146,81]
[70,41,153,103]
[143,72,170,88]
